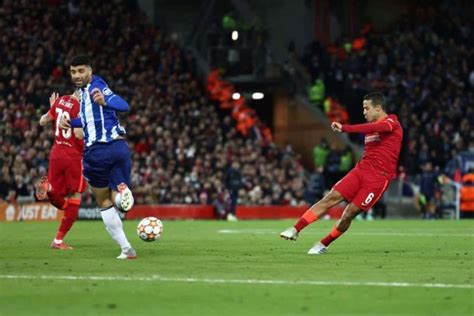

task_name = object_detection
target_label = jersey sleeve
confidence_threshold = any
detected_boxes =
[47,109,55,119]
[342,117,397,134]
[384,117,398,131]
[90,79,129,112]
[90,79,114,103]
[71,99,81,119]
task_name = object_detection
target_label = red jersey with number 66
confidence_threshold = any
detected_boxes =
[48,95,84,159]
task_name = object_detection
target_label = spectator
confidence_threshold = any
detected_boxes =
[224,161,243,220]
[304,166,326,204]
[325,144,342,188]
[312,138,330,170]
[416,162,440,219]
[339,145,354,173]
[308,78,325,108]
[0,173,15,202]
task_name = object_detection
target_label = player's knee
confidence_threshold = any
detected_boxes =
[98,199,114,209]
[343,207,360,221]
[340,213,353,224]
[338,203,356,220]
[321,190,342,206]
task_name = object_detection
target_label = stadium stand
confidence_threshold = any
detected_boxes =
[0,0,307,207]
[300,3,473,179]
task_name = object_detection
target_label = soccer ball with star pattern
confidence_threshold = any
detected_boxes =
[136,217,163,242]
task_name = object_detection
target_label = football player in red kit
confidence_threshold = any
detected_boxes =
[280,92,403,254]
[36,91,86,250]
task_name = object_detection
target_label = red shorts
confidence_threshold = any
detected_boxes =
[333,167,390,211]
[48,155,86,196]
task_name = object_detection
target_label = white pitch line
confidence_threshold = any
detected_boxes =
[0,274,472,289]
[217,229,474,237]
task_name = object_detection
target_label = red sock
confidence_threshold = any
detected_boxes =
[55,199,80,241]
[320,227,343,247]
[294,210,319,232]
[47,190,67,210]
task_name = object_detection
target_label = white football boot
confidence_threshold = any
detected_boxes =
[116,183,134,212]
[280,227,298,241]
[307,242,328,255]
[117,247,137,260]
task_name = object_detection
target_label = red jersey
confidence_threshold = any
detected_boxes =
[342,114,403,179]
[48,95,84,158]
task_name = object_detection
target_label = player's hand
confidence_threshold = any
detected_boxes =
[49,92,59,107]
[91,88,106,106]
[59,115,71,129]
[331,122,343,132]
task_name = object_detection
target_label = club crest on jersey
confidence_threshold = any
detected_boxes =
[102,87,113,96]
[365,133,380,144]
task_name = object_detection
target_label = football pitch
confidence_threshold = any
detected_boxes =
[1,219,473,316]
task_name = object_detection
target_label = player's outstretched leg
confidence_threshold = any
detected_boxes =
[47,190,67,210]
[308,203,361,255]
[89,185,136,259]
[280,211,319,241]
[280,189,344,241]
[100,205,137,259]
[51,197,80,250]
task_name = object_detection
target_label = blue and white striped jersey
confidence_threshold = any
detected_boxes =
[79,75,128,147]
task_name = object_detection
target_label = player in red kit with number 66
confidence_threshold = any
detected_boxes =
[280,92,403,254]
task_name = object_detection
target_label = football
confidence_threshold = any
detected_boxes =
[136,217,163,242]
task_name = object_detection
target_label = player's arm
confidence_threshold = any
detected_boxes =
[332,120,394,134]
[60,117,82,129]
[90,81,129,112]
[39,112,54,126]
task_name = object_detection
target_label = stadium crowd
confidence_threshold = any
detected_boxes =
[0,0,308,210]
[302,3,473,178]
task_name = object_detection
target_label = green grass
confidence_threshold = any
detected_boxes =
[1,219,473,316]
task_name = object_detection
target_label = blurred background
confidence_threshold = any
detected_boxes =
[0,0,473,220]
